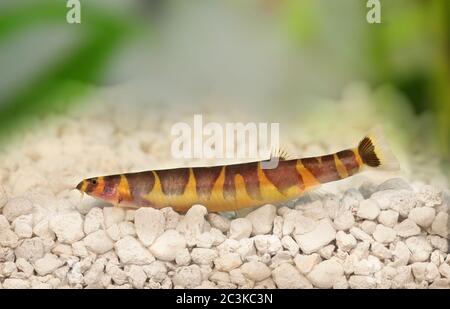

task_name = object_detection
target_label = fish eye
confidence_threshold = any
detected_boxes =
[90,179,98,185]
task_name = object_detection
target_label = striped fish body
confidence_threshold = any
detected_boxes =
[77,129,399,213]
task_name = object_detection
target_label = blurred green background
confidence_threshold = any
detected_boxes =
[0,0,448,163]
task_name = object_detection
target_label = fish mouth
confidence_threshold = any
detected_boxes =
[76,180,86,191]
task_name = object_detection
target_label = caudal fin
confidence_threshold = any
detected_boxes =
[358,127,400,171]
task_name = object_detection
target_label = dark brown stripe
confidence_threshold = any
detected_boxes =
[125,172,155,203]
[336,149,359,176]
[223,162,262,200]
[103,175,121,197]
[263,159,304,194]
[193,166,223,199]
[301,155,340,183]
[155,168,190,195]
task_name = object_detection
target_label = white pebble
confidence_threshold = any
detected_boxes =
[408,207,436,228]
[49,212,85,244]
[83,230,114,254]
[214,252,242,272]
[348,275,376,289]
[3,197,33,222]
[357,199,380,220]
[377,210,399,228]
[272,263,312,288]
[134,208,165,246]
[333,210,355,231]
[176,205,207,247]
[283,210,317,235]
[294,253,321,274]
[229,218,252,240]
[103,207,125,228]
[405,236,432,262]
[281,235,299,256]
[150,229,186,261]
[115,236,155,265]
[245,204,276,235]
[172,265,202,288]
[207,213,230,233]
[240,261,271,282]
[394,219,421,238]
[191,248,218,265]
[84,207,104,234]
[307,259,344,288]
[294,218,336,254]
[127,265,147,289]
[336,231,357,252]
[33,253,63,276]
[175,248,191,266]
[372,224,397,244]
[431,212,449,238]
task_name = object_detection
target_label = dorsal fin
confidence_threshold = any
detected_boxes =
[270,146,296,161]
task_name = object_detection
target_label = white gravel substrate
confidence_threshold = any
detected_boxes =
[0,94,449,289]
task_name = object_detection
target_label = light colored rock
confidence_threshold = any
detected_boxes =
[348,275,376,289]
[177,204,207,246]
[3,278,31,289]
[172,265,202,288]
[294,218,336,254]
[175,248,191,266]
[394,219,421,238]
[298,200,327,220]
[160,207,180,230]
[431,211,449,238]
[115,236,155,265]
[253,235,282,255]
[318,244,335,260]
[281,235,299,256]
[191,248,218,265]
[103,207,125,228]
[84,259,105,286]
[1,261,17,277]
[125,210,135,222]
[408,207,436,228]
[360,220,377,235]
[272,263,312,289]
[14,237,45,261]
[370,242,392,260]
[49,212,84,244]
[150,229,186,261]
[377,210,399,228]
[83,230,114,254]
[416,185,442,207]
[336,231,357,252]
[84,207,104,234]
[143,261,167,282]
[52,243,73,256]
[373,224,397,244]
[377,178,412,191]
[0,215,19,248]
[106,224,121,241]
[118,221,136,237]
[294,253,321,274]
[3,197,33,222]
[214,252,242,272]
[245,204,276,235]
[429,278,450,289]
[390,241,411,267]
[349,227,373,242]
[196,231,215,248]
[134,208,165,246]
[72,241,89,257]
[0,186,7,209]
[283,210,317,235]
[236,238,255,259]
[438,263,450,279]
[333,210,355,231]
[127,265,147,289]
[412,262,440,282]
[13,214,33,238]
[307,260,344,288]
[428,235,448,252]
[241,261,271,282]
[33,253,63,275]
[16,258,34,277]
[33,219,55,240]
[229,218,252,240]
[357,199,380,220]
[392,265,414,288]
[207,213,230,233]
[354,255,382,275]
[405,236,432,262]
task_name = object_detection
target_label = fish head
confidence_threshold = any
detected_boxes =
[76,175,121,203]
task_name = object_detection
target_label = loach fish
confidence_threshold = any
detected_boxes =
[76,128,399,213]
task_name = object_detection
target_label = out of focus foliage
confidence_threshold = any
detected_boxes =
[0,0,448,160]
